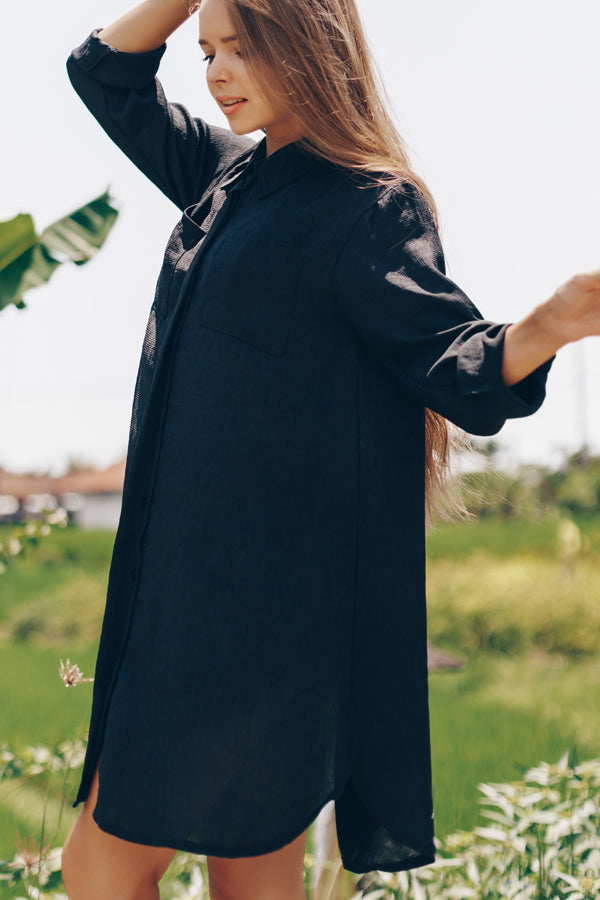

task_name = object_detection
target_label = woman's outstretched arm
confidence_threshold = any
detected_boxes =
[97,0,195,53]
[502,270,600,386]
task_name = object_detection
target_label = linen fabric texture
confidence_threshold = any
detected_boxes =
[66,29,552,875]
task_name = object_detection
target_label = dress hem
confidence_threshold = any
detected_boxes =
[91,778,346,861]
[355,850,435,875]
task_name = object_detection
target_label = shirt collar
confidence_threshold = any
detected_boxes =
[226,137,326,199]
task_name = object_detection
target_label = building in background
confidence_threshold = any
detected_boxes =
[0,459,125,529]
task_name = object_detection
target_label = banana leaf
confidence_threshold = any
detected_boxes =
[0,190,119,311]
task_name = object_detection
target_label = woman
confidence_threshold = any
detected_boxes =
[62,0,600,897]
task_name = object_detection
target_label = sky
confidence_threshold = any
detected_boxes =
[1,0,599,476]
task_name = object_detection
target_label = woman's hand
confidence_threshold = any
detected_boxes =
[545,269,600,345]
[97,0,195,55]
[501,268,600,387]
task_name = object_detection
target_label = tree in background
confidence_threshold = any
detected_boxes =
[462,442,600,519]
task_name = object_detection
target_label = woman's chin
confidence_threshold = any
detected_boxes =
[226,118,257,136]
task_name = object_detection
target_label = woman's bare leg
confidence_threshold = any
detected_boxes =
[61,760,176,900]
[206,828,309,900]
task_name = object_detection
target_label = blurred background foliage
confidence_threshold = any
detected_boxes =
[461,443,600,520]
[0,191,118,312]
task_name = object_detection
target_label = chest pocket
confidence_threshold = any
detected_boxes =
[200,235,304,356]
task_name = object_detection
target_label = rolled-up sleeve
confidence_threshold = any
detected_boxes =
[66,29,255,210]
[331,181,553,436]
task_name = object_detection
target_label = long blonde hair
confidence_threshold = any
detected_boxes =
[196,0,463,520]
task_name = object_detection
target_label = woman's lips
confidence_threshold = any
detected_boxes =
[218,98,248,116]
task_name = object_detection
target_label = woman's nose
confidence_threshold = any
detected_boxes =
[207,55,231,85]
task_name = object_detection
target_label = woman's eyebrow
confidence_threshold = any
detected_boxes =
[198,35,238,46]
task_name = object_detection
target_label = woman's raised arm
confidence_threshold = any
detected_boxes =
[502,271,600,386]
[97,0,195,54]
[66,3,255,210]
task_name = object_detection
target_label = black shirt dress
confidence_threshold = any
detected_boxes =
[66,29,553,875]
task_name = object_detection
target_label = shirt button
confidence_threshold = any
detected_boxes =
[129,567,138,584]
[141,494,149,509]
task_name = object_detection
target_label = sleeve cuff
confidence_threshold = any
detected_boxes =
[455,322,554,419]
[68,29,167,88]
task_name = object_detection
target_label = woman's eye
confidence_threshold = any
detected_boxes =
[200,49,242,63]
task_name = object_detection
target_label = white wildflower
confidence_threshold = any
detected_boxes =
[7,833,58,882]
[8,537,22,556]
[46,508,68,527]
[59,658,94,687]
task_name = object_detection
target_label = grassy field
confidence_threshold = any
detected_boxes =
[0,517,599,862]
[429,653,599,834]
[426,511,600,834]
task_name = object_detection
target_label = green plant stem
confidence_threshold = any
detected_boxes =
[38,776,50,878]
[56,744,75,836]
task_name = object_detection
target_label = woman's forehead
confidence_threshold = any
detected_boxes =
[198,0,236,44]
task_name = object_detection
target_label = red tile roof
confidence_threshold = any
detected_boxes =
[0,458,126,499]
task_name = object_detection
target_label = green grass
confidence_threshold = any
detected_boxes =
[427,511,600,560]
[0,527,113,626]
[427,554,600,656]
[0,644,95,861]
[425,513,600,835]
[428,653,600,836]
[0,644,95,747]
[0,528,109,860]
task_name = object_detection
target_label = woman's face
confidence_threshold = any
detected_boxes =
[198,0,303,155]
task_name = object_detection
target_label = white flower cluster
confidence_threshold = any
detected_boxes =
[0,738,88,782]
[352,752,600,900]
